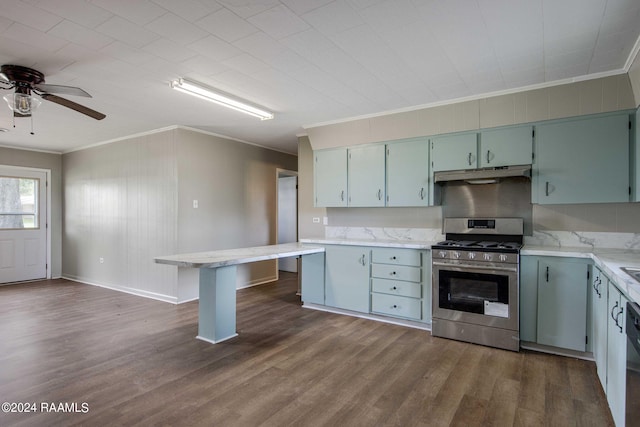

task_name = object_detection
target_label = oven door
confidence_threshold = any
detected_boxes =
[432,261,518,331]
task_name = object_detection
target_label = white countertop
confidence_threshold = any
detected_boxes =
[301,238,640,305]
[299,237,437,250]
[155,243,325,269]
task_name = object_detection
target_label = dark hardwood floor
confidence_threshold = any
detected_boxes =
[0,274,613,426]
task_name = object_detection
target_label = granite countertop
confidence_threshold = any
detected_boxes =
[155,242,325,269]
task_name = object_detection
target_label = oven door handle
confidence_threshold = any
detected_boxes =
[432,261,518,273]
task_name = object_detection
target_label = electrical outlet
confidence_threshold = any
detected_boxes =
[99,257,104,264]
[193,200,198,209]
[323,217,328,225]
[312,217,320,223]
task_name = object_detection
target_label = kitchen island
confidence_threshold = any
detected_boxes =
[155,243,325,344]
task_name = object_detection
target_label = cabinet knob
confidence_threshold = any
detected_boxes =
[392,305,398,309]
[390,256,397,260]
[391,286,397,290]
[390,271,397,276]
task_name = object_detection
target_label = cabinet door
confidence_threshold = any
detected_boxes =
[324,245,370,313]
[590,266,608,390]
[386,138,430,206]
[430,132,478,172]
[479,125,533,168]
[519,255,539,343]
[606,283,627,427]
[536,258,589,351]
[314,148,347,207]
[301,252,325,305]
[534,113,630,204]
[348,145,385,207]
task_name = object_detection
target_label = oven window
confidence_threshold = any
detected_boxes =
[438,270,510,315]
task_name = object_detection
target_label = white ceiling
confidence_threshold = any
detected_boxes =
[0,0,639,154]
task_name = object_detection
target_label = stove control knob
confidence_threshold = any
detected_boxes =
[483,253,492,261]
[468,252,476,260]
[439,251,448,259]
[499,254,508,262]
[452,251,461,259]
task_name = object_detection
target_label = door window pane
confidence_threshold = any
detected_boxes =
[0,176,39,229]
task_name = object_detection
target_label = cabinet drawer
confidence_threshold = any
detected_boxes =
[371,264,421,282]
[371,293,422,320]
[371,278,421,298]
[371,248,421,266]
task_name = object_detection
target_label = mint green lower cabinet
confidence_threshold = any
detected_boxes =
[370,248,429,322]
[591,266,608,390]
[300,252,326,305]
[519,256,539,343]
[607,282,627,427]
[324,245,370,313]
[535,257,590,352]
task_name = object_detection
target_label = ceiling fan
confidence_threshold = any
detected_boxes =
[0,64,106,120]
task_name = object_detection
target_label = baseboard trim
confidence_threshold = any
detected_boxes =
[61,275,178,304]
[520,341,594,361]
[302,303,431,331]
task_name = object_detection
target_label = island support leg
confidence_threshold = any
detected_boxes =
[197,265,238,344]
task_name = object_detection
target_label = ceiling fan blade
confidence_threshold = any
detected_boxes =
[40,94,106,120]
[34,83,91,97]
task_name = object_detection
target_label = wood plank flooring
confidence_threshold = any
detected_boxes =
[0,275,613,426]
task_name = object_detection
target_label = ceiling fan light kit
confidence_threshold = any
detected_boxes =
[0,64,106,134]
[170,78,274,121]
[3,93,41,115]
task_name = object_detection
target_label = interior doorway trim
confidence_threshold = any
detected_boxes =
[276,168,298,280]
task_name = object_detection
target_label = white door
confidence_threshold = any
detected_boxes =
[0,167,47,283]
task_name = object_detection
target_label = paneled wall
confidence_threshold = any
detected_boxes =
[307,74,634,149]
[0,147,62,278]
[63,127,297,303]
[299,73,640,238]
[63,130,179,301]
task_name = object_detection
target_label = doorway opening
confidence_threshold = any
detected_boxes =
[276,169,298,277]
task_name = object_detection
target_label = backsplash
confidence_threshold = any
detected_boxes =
[526,231,640,249]
[324,226,640,250]
[325,226,444,242]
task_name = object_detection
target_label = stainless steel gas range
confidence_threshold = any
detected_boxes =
[431,218,523,352]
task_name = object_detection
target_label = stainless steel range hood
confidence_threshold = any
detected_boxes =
[434,164,531,184]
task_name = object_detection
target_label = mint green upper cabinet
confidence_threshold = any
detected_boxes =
[479,125,533,168]
[324,245,370,313]
[534,113,630,204]
[386,138,430,207]
[536,258,589,352]
[314,148,347,207]
[348,145,386,207]
[430,132,478,172]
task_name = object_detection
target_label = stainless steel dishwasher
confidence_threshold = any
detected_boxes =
[626,301,640,425]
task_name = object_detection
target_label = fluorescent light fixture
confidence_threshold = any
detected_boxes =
[170,78,273,121]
